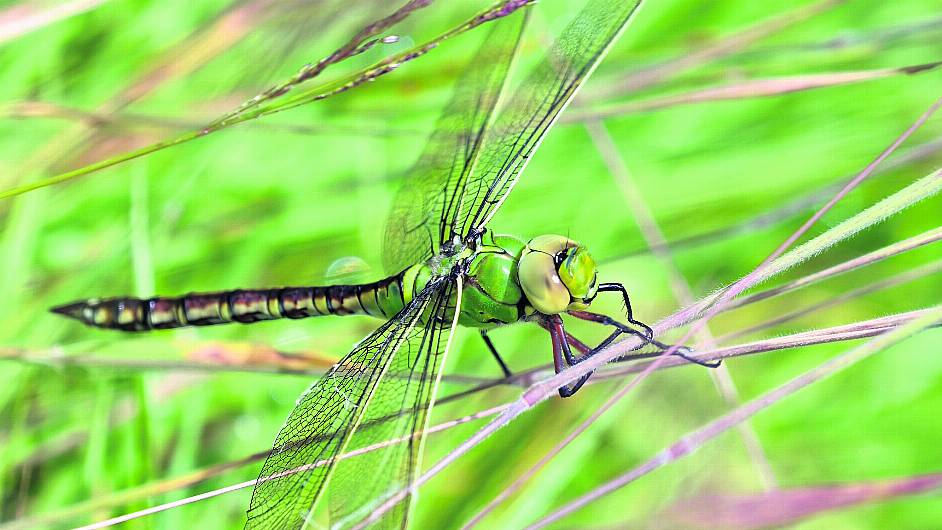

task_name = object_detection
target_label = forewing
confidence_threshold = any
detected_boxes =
[453,0,643,237]
[328,278,459,529]
[243,278,452,530]
[381,11,528,273]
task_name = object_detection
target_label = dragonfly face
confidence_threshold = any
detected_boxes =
[518,234,599,315]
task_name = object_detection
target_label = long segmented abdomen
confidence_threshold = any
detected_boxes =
[51,274,408,332]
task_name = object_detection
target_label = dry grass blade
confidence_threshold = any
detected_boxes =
[367,117,942,523]
[721,258,942,343]
[598,308,940,377]
[0,0,534,200]
[16,405,507,530]
[662,472,942,530]
[584,0,846,99]
[0,0,106,44]
[525,306,942,528]
[569,61,942,121]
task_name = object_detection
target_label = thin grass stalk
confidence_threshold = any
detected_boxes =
[26,308,932,529]
[584,120,777,487]
[0,100,420,137]
[597,308,938,377]
[569,61,942,121]
[0,0,107,44]
[720,258,942,343]
[584,0,846,100]
[524,305,942,529]
[357,98,942,524]
[725,225,942,312]
[602,138,942,265]
[212,0,440,125]
[0,0,533,200]
[1,404,507,530]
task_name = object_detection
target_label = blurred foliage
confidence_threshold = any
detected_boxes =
[0,0,941,528]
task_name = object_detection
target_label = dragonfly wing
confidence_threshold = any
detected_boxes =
[381,10,528,273]
[452,0,643,238]
[243,277,456,530]
[328,278,460,529]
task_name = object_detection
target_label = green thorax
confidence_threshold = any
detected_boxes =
[378,232,529,329]
[454,232,529,328]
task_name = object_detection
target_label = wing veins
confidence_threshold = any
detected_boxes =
[244,279,448,529]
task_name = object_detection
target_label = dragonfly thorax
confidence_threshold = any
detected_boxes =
[429,235,473,277]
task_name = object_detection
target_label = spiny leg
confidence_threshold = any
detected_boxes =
[541,315,592,398]
[539,319,651,397]
[479,329,512,378]
[595,283,717,366]
[596,282,653,337]
[568,310,720,368]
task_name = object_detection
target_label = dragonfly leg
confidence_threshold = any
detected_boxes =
[595,282,652,337]
[542,315,592,398]
[568,310,720,368]
[479,329,513,378]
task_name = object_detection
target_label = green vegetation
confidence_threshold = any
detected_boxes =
[0,0,940,528]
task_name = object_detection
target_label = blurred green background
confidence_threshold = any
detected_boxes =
[1,0,941,528]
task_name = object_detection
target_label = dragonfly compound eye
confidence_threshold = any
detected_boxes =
[557,246,598,303]
[518,234,580,314]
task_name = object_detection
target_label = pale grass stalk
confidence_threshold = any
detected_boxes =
[584,121,777,488]
[0,347,491,386]
[601,137,942,266]
[597,308,938,377]
[665,471,942,528]
[0,100,418,137]
[356,97,942,524]
[16,405,507,530]
[584,0,845,99]
[27,309,931,530]
[720,258,942,343]
[0,0,107,44]
[524,306,942,529]
[569,61,942,121]
[0,0,533,199]
[725,226,942,312]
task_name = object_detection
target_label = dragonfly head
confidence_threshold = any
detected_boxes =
[518,234,599,315]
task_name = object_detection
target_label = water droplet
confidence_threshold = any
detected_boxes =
[382,35,400,44]
[326,256,371,281]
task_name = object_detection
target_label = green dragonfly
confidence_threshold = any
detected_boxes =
[52,0,713,528]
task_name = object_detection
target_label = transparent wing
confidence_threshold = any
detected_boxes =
[381,10,528,273]
[328,279,459,529]
[453,0,643,237]
[244,277,458,530]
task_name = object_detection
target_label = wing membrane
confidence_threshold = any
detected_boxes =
[328,279,459,529]
[382,11,528,273]
[454,0,643,236]
[244,278,457,529]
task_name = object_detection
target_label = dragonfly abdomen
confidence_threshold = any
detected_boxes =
[52,273,411,332]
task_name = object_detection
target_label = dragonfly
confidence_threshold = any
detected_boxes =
[52,0,714,528]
